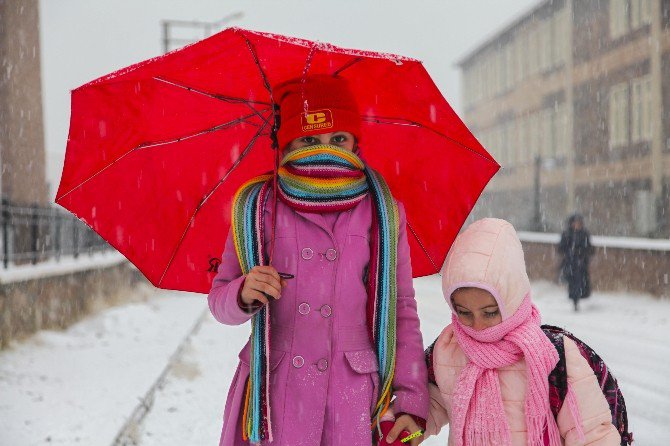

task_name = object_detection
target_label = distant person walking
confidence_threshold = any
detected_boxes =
[558,214,594,311]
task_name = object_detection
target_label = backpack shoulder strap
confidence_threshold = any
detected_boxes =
[542,324,568,418]
[543,326,633,444]
[425,338,438,386]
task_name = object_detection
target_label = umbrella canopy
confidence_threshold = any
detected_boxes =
[56,27,499,294]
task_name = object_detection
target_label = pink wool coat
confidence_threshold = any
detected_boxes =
[207,194,429,445]
[426,218,620,445]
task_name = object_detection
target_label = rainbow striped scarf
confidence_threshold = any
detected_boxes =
[232,145,399,443]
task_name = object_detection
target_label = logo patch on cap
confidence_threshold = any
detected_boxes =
[301,109,333,132]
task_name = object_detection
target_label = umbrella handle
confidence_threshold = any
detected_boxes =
[268,117,280,265]
[266,102,281,267]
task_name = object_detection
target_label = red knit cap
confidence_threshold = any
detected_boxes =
[274,75,361,149]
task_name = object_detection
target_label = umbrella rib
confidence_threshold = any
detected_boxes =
[136,110,269,150]
[243,101,273,128]
[192,113,271,211]
[153,76,271,106]
[157,113,273,287]
[332,57,363,76]
[239,32,281,146]
[363,115,498,165]
[55,111,266,201]
[362,115,422,127]
[240,34,274,100]
[406,219,441,275]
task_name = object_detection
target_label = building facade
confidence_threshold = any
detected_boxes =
[0,0,52,262]
[460,0,670,237]
[0,0,49,206]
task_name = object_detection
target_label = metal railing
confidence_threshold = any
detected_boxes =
[0,198,113,268]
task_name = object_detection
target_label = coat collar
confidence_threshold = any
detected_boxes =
[294,209,350,246]
[265,189,369,245]
[294,210,329,234]
[295,195,370,245]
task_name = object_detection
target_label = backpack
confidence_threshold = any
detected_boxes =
[542,324,633,445]
[423,326,634,445]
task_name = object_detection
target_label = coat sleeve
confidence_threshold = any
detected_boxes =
[558,232,568,255]
[425,383,450,437]
[586,232,595,257]
[557,337,620,445]
[390,201,430,421]
[207,227,262,326]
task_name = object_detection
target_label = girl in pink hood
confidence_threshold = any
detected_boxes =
[424,218,620,445]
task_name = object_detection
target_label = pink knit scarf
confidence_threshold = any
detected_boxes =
[451,294,562,446]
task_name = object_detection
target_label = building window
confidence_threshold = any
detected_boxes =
[494,126,503,166]
[482,57,490,101]
[516,31,528,82]
[541,108,554,158]
[509,121,517,166]
[631,0,652,29]
[477,129,492,163]
[539,103,570,160]
[495,50,504,95]
[465,60,484,107]
[479,122,518,168]
[539,20,552,72]
[528,25,540,76]
[609,82,629,148]
[504,43,514,91]
[631,76,652,142]
[474,61,483,104]
[529,111,541,160]
[611,0,651,38]
[518,115,529,163]
[502,121,515,167]
[552,9,568,66]
[462,70,470,109]
[610,0,629,39]
[554,104,568,159]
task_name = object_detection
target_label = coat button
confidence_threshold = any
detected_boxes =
[320,304,332,318]
[317,358,329,372]
[292,355,305,368]
[298,302,310,315]
[301,247,314,260]
[325,248,337,261]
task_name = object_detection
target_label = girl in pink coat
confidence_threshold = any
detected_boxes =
[207,75,428,445]
[425,218,620,445]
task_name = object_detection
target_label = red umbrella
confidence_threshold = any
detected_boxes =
[56,27,499,294]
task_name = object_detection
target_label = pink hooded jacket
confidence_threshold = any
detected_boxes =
[426,218,620,445]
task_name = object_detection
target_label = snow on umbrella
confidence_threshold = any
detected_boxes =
[55,27,499,294]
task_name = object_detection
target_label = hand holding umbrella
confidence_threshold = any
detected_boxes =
[239,266,291,308]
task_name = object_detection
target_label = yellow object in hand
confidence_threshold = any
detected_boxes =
[400,430,424,443]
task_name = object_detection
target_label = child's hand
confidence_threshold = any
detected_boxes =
[240,266,287,306]
[385,414,423,445]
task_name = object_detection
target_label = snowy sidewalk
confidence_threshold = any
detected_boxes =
[0,284,208,445]
[2,278,669,445]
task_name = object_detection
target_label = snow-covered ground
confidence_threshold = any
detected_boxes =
[2,277,669,445]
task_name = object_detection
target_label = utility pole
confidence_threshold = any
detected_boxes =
[161,12,243,54]
[565,0,575,217]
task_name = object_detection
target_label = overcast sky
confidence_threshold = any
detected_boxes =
[39,0,539,198]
